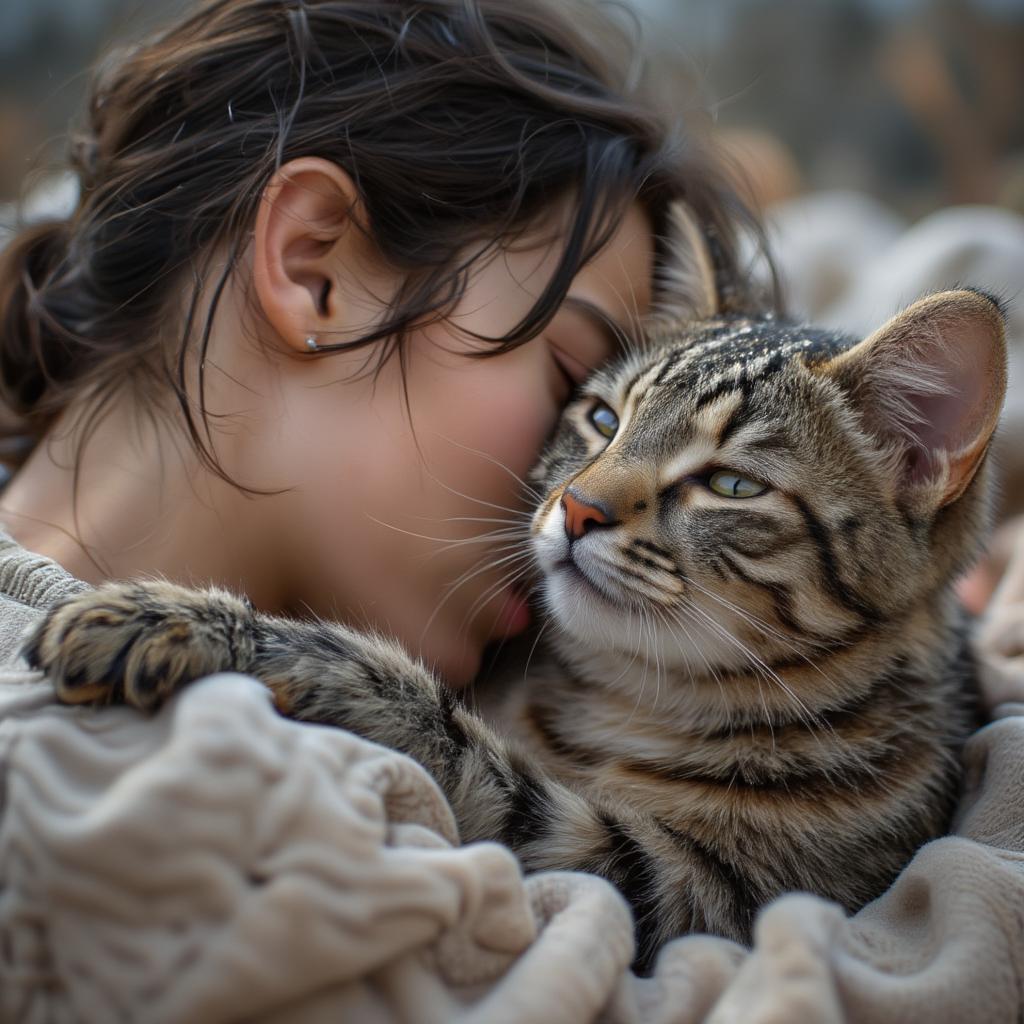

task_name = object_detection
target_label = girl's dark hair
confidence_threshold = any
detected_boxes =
[0,0,770,482]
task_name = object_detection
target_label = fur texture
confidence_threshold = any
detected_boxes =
[24,283,1005,971]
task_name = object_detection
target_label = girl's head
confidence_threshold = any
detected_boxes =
[0,0,767,683]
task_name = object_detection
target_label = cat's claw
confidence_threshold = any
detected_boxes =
[23,581,256,711]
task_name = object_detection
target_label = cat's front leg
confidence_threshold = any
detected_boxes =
[24,581,258,709]
[26,582,507,829]
[24,580,477,798]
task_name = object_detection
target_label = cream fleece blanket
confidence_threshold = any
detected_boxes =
[2,541,1024,1022]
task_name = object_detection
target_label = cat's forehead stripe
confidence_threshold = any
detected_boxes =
[635,321,855,404]
[622,362,665,410]
[695,391,746,450]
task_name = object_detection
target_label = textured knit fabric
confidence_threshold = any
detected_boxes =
[1,532,1024,1024]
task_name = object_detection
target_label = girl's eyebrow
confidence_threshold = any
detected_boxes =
[562,296,635,350]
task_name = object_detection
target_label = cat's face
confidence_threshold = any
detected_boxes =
[530,294,1007,676]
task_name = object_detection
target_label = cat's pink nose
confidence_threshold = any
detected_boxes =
[561,489,611,541]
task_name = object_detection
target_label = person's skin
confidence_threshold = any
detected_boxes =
[967,515,1024,710]
[1,159,654,686]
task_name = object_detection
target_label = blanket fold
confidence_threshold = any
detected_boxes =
[3,666,1024,1023]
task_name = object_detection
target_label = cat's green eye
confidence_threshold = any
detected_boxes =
[589,402,619,440]
[708,470,767,499]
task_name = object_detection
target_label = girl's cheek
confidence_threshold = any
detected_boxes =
[463,384,558,480]
[416,347,563,489]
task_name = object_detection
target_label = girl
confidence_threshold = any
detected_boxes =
[2,1,1024,1020]
[0,0,756,687]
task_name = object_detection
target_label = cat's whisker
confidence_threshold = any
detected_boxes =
[432,434,544,503]
[446,548,535,606]
[430,532,529,558]
[364,516,530,572]
[599,601,649,690]
[647,604,665,713]
[436,514,532,527]
[674,598,779,749]
[417,546,535,649]
[624,604,655,727]
[644,605,663,714]
[623,603,650,685]
[678,571,798,648]
[420,469,532,518]
[457,559,536,642]
[641,605,657,716]
[618,628,641,706]
[654,604,707,685]
[679,574,843,694]
[472,565,542,671]
[431,528,527,547]
[365,514,520,548]
[659,603,732,719]
[679,597,828,742]
[521,613,554,683]
[363,513,470,546]
[583,556,718,710]
[599,277,646,361]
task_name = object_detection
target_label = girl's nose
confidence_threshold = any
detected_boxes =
[561,489,613,541]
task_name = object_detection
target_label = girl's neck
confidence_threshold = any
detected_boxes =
[0,395,289,610]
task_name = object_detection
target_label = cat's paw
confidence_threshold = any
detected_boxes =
[23,581,257,711]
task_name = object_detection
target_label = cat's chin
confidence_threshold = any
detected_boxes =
[540,563,739,674]
[540,561,628,644]
[552,557,625,611]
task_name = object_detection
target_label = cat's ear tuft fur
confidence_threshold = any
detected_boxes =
[825,288,1007,508]
[648,201,719,324]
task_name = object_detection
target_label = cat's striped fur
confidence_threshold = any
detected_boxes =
[25,224,1006,969]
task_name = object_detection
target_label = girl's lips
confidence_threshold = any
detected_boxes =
[492,584,532,639]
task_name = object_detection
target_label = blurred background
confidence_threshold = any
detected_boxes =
[3,0,1022,213]
[648,0,1024,217]
[1,0,1023,549]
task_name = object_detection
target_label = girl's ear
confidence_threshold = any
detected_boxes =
[648,201,719,324]
[252,157,367,354]
[823,289,1008,508]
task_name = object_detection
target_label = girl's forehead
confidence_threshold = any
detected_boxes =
[564,202,655,326]
[449,200,655,349]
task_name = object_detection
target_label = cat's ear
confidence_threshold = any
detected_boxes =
[824,289,1007,508]
[648,201,719,324]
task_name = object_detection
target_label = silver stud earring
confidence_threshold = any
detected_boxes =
[304,336,319,352]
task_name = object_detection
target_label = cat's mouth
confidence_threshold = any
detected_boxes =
[553,543,685,614]
[554,556,627,609]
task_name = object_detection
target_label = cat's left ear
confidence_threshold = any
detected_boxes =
[824,288,1008,508]
[648,201,719,324]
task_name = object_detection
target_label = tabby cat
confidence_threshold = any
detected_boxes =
[25,208,1006,970]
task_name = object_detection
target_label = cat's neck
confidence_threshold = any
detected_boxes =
[542,596,957,737]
